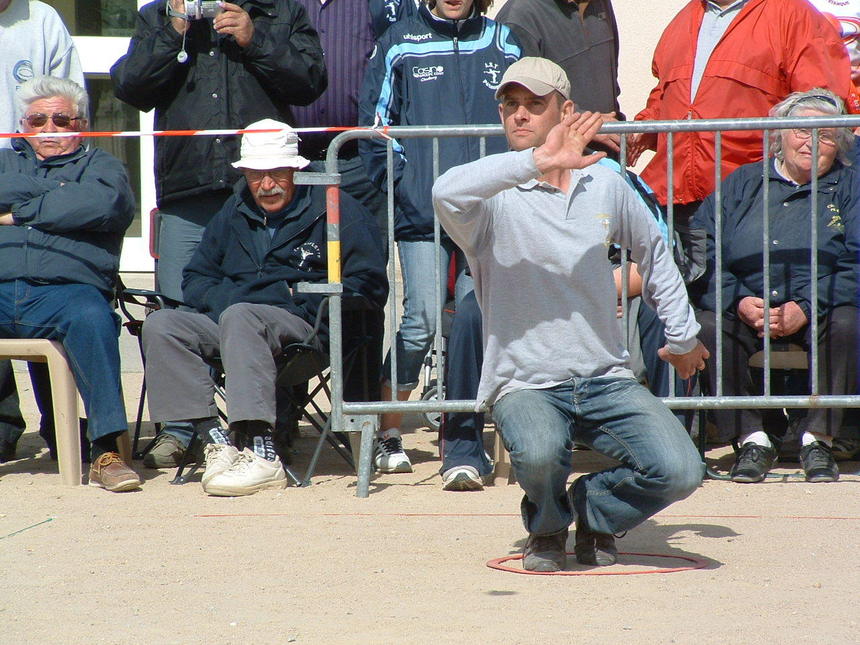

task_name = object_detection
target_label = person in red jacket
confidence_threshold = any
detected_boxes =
[628,0,851,237]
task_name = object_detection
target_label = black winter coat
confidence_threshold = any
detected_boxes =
[0,139,134,298]
[182,180,387,345]
[110,0,327,207]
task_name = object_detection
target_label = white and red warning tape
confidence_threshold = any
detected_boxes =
[0,125,389,140]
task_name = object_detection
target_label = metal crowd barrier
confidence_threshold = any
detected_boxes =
[314,114,860,496]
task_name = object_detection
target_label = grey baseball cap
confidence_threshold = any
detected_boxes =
[495,57,571,101]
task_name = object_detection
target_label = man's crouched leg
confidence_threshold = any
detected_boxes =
[492,388,576,571]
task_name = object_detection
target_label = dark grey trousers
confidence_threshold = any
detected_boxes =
[142,303,317,427]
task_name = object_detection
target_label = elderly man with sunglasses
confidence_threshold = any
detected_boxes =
[0,76,138,491]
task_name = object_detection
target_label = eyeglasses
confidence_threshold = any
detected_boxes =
[789,128,838,146]
[21,113,83,129]
[244,168,294,182]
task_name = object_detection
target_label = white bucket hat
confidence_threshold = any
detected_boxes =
[231,118,310,170]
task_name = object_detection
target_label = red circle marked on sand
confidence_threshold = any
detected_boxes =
[486,552,708,576]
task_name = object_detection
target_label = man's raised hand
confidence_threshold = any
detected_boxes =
[533,111,607,174]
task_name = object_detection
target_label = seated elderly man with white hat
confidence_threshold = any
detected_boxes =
[141,119,387,496]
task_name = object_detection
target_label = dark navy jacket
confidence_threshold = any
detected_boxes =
[0,139,135,298]
[359,3,520,241]
[691,158,859,320]
[370,0,419,38]
[182,180,388,344]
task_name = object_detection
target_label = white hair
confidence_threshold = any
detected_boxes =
[769,88,852,166]
[17,76,89,121]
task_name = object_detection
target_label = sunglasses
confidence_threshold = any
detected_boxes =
[244,168,294,182]
[21,113,83,129]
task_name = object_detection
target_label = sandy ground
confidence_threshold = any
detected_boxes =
[1,274,859,643]
[2,388,859,644]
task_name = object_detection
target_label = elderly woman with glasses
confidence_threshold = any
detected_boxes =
[691,88,858,484]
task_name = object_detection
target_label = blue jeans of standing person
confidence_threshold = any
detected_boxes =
[636,301,695,429]
[156,190,232,303]
[0,281,127,442]
[492,377,703,536]
[439,290,491,476]
[383,238,472,390]
[156,190,231,446]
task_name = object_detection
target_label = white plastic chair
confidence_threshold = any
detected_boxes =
[0,339,130,485]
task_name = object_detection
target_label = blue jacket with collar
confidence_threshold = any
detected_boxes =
[0,139,134,298]
[359,3,520,241]
[182,179,388,344]
[691,158,860,321]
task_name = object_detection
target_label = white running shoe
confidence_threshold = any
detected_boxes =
[374,431,412,473]
[203,448,287,496]
[201,443,240,487]
[441,465,484,491]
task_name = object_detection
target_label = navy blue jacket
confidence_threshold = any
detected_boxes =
[369,0,419,38]
[182,180,388,344]
[0,139,135,298]
[359,3,520,241]
[691,158,859,320]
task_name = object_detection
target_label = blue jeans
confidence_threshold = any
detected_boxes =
[383,238,472,389]
[0,281,127,441]
[492,378,703,536]
[440,290,491,476]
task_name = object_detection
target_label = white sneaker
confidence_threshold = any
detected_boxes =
[374,432,412,473]
[203,448,287,496]
[441,465,484,491]
[201,443,240,487]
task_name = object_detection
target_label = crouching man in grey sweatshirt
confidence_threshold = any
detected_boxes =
[432,57,710,572]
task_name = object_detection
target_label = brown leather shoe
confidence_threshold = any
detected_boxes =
[88,452,141,492]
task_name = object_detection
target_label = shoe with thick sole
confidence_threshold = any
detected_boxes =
[441,465,484,491]
[374,433,412,473]
[88,452,141,492]
[0,439,16,463]
[523,529,568,572]
[800,441,839,483]
[203,448,287,496]
[730,442,777,483]
[143,433,186,468]
[201,443,240,487]
[574,520,618,566]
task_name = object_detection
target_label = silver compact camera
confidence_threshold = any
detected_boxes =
[184,0,222,19]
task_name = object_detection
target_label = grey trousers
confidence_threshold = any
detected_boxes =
[142,303,318,427]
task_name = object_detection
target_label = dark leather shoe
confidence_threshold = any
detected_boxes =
[730,442,777,483]
[574,519,618,566]
[800,441,839,483]
[0,439,15,463]
[523,528,568,572]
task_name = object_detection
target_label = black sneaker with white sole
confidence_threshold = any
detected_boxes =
[374,433,412,473]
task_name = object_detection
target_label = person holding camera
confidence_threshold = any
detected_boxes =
[110,0,326,468]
